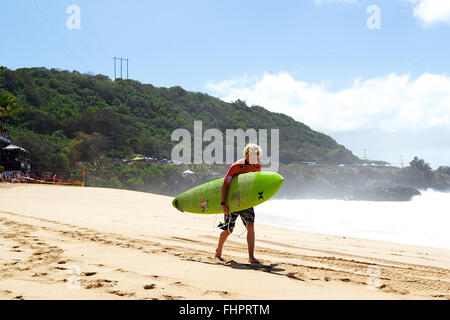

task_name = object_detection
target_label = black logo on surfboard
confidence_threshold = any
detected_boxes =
[258,190,264,200]
[231,191,241,207]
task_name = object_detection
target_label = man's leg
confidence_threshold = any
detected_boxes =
[215,213,236,260]
[215,228,233,260]
[240,208,259,264]
[245,222,259,264]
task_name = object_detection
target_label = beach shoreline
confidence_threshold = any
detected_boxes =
[0,183,449,300]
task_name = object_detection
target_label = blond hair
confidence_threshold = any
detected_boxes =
[244,143,262,157]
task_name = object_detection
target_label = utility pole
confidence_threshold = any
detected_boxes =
[401,155,404,168]
[113,57,116,80]
[113,57,129,80]
[363,149,367,160]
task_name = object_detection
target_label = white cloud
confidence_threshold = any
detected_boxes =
[206,72,450,133]
[206,72,450,167]
[314,0,450,26]
[409,0,450,26]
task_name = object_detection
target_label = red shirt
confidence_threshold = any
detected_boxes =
[223,158,261,185]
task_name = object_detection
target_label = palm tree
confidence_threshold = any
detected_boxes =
[0,92,22,136]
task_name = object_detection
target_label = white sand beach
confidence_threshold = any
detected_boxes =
[0,183,449,300]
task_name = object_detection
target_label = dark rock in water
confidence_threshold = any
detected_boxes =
[349,186,421,201]
[437,166,450,175]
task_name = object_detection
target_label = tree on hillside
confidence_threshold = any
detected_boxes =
[409,156,432,173]
[406,156,433,187]
[2,69,17,92]
[0,91,23,135]
[66,132,110,165]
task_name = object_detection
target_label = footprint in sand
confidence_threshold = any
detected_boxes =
[143,284,156,290]
[108,290,135,297]
[203,290,229,297]
[83,279,117,289]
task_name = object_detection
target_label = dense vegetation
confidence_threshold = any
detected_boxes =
[0,66,358,176]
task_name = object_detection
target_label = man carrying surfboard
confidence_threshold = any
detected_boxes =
[215,143,262,264]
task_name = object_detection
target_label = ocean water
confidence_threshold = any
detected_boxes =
[256,189,450,250]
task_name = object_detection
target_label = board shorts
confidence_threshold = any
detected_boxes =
[218,207,255,231]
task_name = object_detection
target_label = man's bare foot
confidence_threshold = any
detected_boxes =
[215,248,224,261]
[249,258,261,264]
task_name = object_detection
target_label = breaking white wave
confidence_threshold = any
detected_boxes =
[257,189,450,250]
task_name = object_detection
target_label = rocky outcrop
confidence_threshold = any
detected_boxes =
[349,186,421,201]
[437,166,450,175]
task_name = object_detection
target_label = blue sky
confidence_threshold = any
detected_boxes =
[1,0,448,90]
[1,0,450,167]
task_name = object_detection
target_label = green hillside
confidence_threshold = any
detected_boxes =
[0,66,359,173]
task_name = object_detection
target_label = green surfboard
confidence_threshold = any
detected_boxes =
[172,171,284,214]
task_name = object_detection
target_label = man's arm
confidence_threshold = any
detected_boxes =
[221,164,237,214]
[221,181,230,203]
[221,181,230,214]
